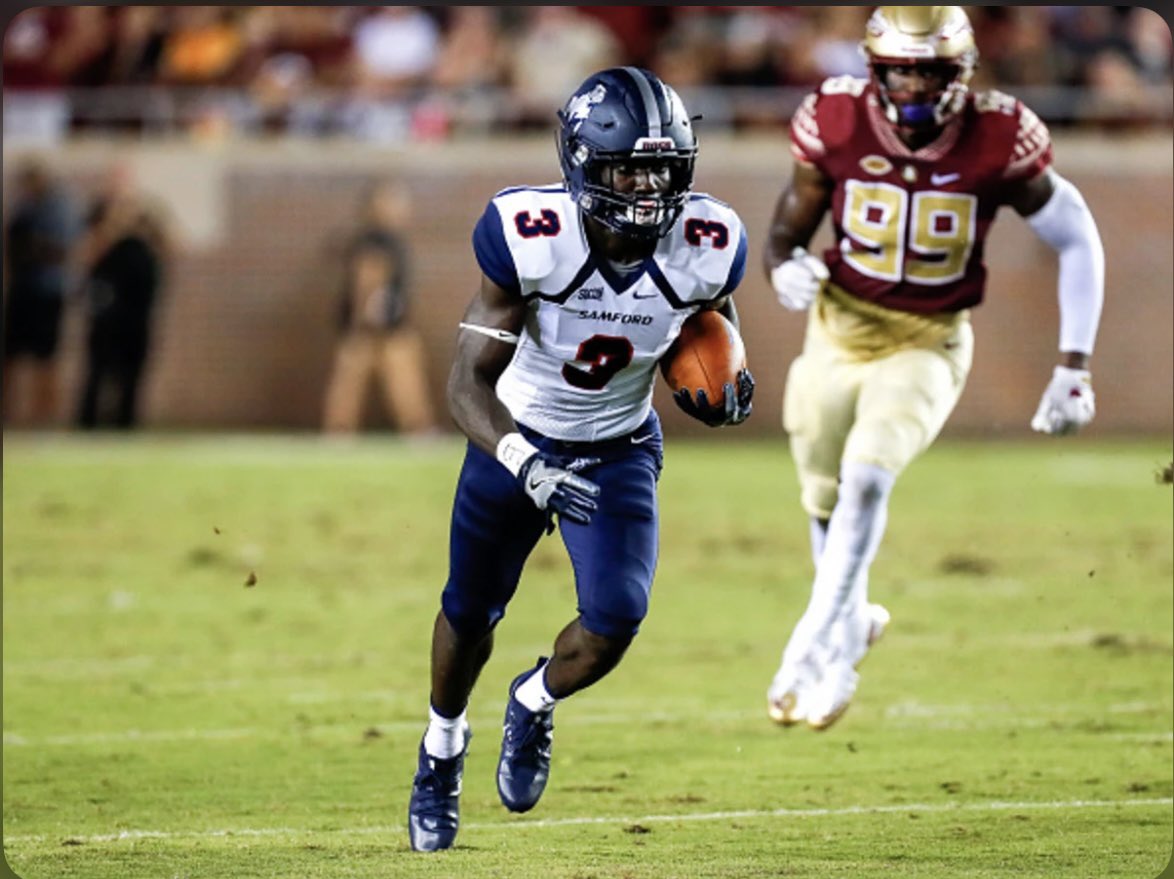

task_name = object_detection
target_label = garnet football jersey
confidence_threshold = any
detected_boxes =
[472,185,747,441]
[791,75,1053,314]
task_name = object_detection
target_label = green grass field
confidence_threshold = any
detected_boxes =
[3,433,1172,879]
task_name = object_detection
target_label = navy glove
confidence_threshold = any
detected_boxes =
[673,368,755,427]
[518,452,601,533]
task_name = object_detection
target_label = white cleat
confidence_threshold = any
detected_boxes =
[806,603,891,731]
[767,683,808,726]
[766,657,819,726]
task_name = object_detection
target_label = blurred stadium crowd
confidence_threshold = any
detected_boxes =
[5,5,1172,142]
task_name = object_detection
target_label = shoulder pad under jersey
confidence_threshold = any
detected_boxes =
[663,193,748,301]
[972,90,1054,180]
[790,76,869,165]
[476,185,584,295]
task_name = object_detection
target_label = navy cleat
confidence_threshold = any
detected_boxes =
[407,727,470,852]
[496,659,555,813]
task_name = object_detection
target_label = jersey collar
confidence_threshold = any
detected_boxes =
[865,88,964,161]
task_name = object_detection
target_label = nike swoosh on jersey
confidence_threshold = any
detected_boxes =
[930,172,961,186]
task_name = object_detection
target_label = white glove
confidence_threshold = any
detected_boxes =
[1031,365,1096,435]
[770,247,829,311]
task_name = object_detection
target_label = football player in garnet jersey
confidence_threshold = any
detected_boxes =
[762,6,1104,731]
[407,67,754,851]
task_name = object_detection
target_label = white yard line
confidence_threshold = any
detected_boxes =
[4,797,1170,846]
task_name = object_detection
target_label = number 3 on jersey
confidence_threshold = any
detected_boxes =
[841,181,976,285]
[562,335,633,390]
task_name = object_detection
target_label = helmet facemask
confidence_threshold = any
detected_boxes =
[569,147,695,241]
[870,59,972,131]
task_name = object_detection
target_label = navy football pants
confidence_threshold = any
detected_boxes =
[441,412,663,640]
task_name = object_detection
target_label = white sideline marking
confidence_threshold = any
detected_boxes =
[5,798,1170,846]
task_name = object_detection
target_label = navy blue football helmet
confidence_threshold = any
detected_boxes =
[557,67,698,240]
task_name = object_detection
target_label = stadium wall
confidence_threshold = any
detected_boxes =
[13,133,1173,437]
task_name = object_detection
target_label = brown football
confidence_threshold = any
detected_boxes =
[659,310,747,405]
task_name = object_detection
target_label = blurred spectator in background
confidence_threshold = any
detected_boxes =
[777,6,872,86]
[576,7,672,69]
[1125,7,1174,84]
[1080,47,1167,128]
[2,5,1171,139]
[322,180,437,437]
[430,6,505,93]
[2,158,82,427]
[421,6,508,138]
[93,6,167,86]
[157,7,248,86]
[248,50,317,135]
[352,6,440,96]
[3,7,110,140]
[4,8,67,89]
[244,6,357,136]
[45,6,116,88]
[155,6,256,139]
[503,7,621,128]
[75,163,174,430]
[648,12,722,90]
[714,8,784,88]
[968,7,1059,88]
[266,6,356,88]
[343,6,441,142]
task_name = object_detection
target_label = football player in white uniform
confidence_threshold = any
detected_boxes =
[762,7,1104,731]
[408,67,754,852]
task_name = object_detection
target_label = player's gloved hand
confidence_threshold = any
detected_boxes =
[1030,365,1096,436]
[673,368,755,427]
[518,452,600,533]
[770,247,829,311]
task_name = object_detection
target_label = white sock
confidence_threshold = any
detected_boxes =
[809,516,829,567]
[514,663,558,713]
[423,706,467,759]
[782,462,895,669]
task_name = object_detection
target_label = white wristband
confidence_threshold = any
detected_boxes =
[495,431,539,477]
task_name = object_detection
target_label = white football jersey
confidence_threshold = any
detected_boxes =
[472,185,747,441]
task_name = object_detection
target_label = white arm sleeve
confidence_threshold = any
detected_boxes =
[1024,173,1105,355]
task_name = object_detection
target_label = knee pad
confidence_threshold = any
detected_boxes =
[580,588,648,640]
[440,588,503,640]
[801,474,840,521]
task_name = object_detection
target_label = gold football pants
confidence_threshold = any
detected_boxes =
[783,285,974,519]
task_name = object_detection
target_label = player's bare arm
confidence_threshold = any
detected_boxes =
[763,160,834,274]
[1005,167,1056,218]
[764,161,834,311]
[447,273,527,457]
